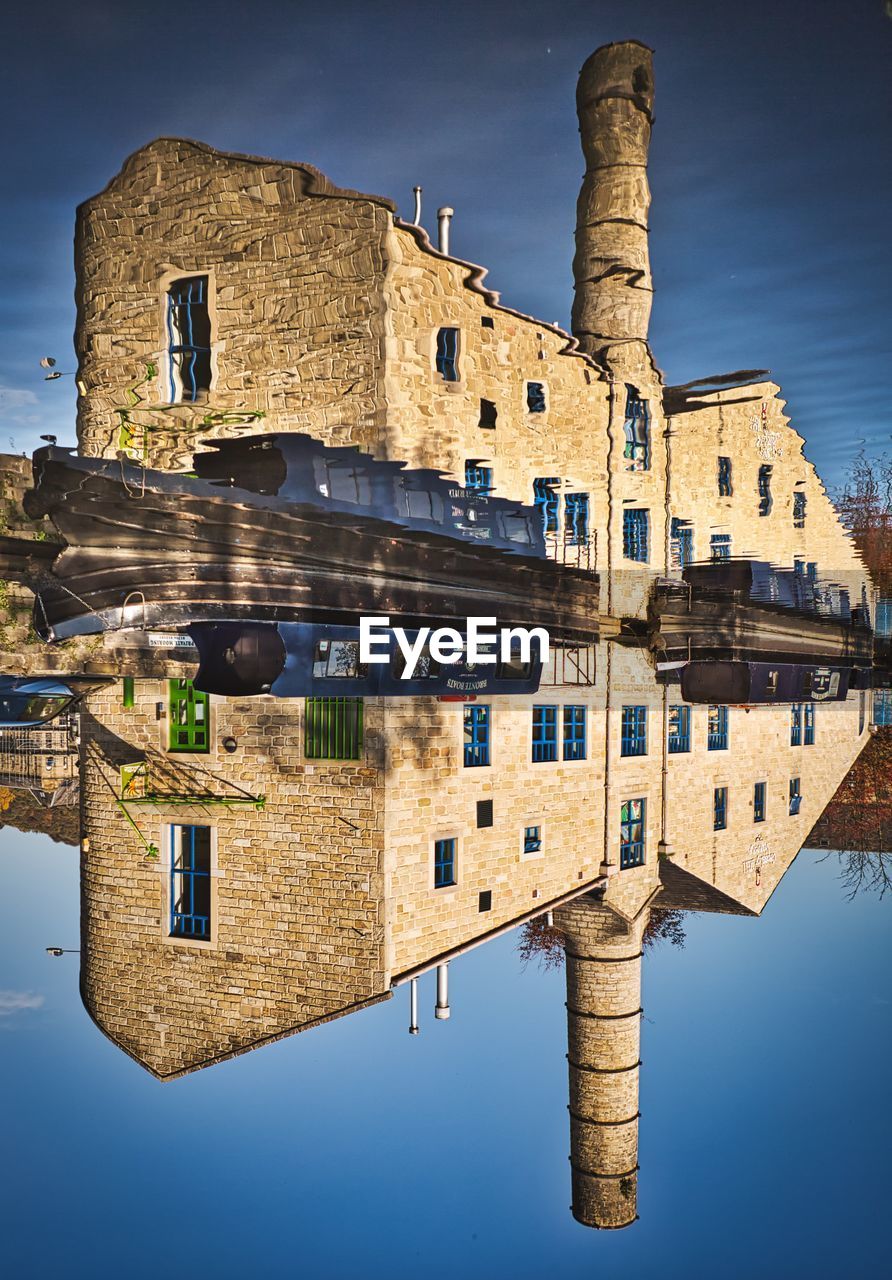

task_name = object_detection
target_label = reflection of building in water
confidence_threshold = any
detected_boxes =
[67,41,877,1083]
[78,638,868,1078]
[0,717,78,807]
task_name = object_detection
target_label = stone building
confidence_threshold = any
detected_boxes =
[65,40,874,1097]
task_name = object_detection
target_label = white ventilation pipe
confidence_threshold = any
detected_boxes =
[437,206,454,255]
[412,186,423,226]
[409,977,419,1035]
[435,963,451,1019]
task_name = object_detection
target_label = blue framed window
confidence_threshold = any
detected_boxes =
[621,705,647,757]
[167,276,212,403]
[533,477,560,535]
[532,705,558,762]
[804,702,815,745]
[463,704,490,767]
[758,464,773,516]
[623,508,649,562]
[668,704,691,753]
[754,781,766,823]
[793,491,807,528]
[524,825,542,854]
[670,518,694,569]
[623,385,650,471]
[435,327,460,381]
[526,381,547,413]
[790,703,803,746]
[169,824,212,940]
[563,705,587,761]
[876,598,892,637]
[713,786,728,831]
[708,705,728,750]
[464,461,493,494]
[873,689,892,727]
[565,492,589,546]
[620,798,646,869]
[434,837,457,887]
[789,778,801,816]
[710,533,732,561]
[718,456,733,497]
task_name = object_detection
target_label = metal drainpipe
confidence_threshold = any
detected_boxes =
[412,186,422,227]
[437,207,454,256]
[660,412,673,855]
[601,375,618,877]
[434,963,451,1019]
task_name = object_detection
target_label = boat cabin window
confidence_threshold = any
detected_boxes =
[402,487,445,523]
[312,640,368,680]
[391,643,441,681]
[320,463,372,506]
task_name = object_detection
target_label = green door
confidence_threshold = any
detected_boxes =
[168,680,210,753]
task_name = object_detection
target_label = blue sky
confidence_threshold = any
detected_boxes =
[1,827,889,1278]
[1,0,889,488]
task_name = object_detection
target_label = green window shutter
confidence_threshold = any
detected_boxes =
[168,679,210,753]
[304,697,364,760]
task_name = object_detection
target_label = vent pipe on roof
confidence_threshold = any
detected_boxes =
[412,185,423,226]
[437,206,454,255]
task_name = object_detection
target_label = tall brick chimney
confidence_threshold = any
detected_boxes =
[571,41,655,372]
[555,895,645,1229]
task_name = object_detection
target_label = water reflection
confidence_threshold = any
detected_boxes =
[0,37,888,1260]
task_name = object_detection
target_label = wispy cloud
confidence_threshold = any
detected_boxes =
[0,384,40,421]
[0,990,45,1022]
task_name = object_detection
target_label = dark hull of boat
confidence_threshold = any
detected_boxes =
[27,449,601,644]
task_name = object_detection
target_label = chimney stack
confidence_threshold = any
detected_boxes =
[555,895,646,1230]
[571,41,655,371]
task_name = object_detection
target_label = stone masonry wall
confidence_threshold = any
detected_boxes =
[75,139,394,469]
[79,681,386,1076]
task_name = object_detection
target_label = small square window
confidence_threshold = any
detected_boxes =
[481,315,495,329]
[524,825,542,854]
[478,890,492,912]
[477,799,493,828]
[526,381,547,413]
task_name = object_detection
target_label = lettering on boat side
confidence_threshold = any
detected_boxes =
[359,616,551,678]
